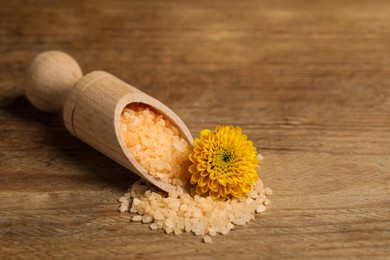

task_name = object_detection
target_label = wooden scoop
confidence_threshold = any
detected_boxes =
[24,50,193,193]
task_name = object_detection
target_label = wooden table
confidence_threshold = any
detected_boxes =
[1,1,389,258]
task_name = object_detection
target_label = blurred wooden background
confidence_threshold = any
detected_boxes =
[1,0,389,258]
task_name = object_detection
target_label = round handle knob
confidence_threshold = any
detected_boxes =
[24,51,83,112]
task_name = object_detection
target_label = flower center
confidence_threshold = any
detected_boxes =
[221,153,230,163]
[216,149,234,166]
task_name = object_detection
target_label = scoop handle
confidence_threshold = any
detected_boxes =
[24,51,83,113]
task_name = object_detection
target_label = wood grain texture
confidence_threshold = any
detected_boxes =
[1,0,389,259]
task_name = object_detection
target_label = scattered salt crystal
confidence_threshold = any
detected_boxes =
[132,198,140,205]
[221,228,231,235]
[132,215,143,222]
[165,227,173,234]
[119,205,128,213]
[156,221,164,229]
[203,235,213,243]
[118,196,130,212]
[227,223,234,230]
[173,228,182,235]
[185,222,192,232]
[118,197,127,203]
[192,222,206,236]
[232,218,246,226]
[165,218,174,228]
[256,205,266,213]
[130,205,138,213]
[142,215,153,223]
[193,229,205,236]
[208,228,217,236]
[256,197,264,204]
[256,153,264,161]
[265,187,273,196]
[149,223,159,230]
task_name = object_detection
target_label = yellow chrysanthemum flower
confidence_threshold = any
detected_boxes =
[187,125,259,200]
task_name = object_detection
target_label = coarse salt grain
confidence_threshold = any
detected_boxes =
[154,211,165,220]
[256,153,264,161]
[203,235,213,243]
[118,197,127,203]
[265,187,273,196]
[132,215,143,222]
[119,204,129,213]
[142,215,153,223]
[119,206,127,213]
[149,223,159,230]
[118,197,129,212]
[256,204,266,214]
[133,198,140,205]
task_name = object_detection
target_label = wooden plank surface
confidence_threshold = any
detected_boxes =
[1,0,389,258]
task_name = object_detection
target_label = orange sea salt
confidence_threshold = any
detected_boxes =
[120,104,190,186]
[119,164,272,241]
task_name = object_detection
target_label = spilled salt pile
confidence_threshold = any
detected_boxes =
[119,177,272,243]
[120,104,190,186]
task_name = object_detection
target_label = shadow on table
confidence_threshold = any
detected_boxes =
[0,92,138,192]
